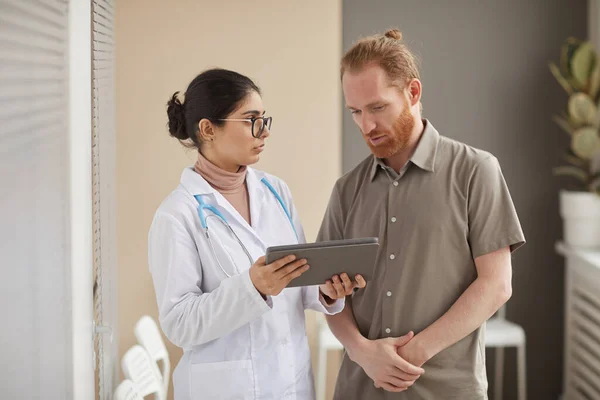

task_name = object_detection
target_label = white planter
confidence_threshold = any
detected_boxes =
[560,190,600,248]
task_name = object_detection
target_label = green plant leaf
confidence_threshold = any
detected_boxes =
[571,41,595,88]
[590,62,600,99]
[552,115,574,135]
[589,175,600,192]
[595,102,600,128]
[549,62,574,95]
[554,165,589,182]
[568,93,597,125]
[591,152,600,174]
[562,37,582,77]
[563,151,587,167]
[572,127,600,159]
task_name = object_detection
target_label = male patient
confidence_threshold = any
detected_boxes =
[318,28,525,399]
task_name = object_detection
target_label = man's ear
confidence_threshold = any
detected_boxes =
[407,79,422,106]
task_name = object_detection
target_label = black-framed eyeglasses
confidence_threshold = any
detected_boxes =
[219,116,273,138]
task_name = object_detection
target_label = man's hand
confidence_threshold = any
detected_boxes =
[319,273,366,301]
[348,331,425,392]
[397,335,429,368]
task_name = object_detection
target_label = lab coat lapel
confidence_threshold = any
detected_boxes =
[246,168,266,232]
[215,168,269,254]
[181,167,266,255]
[210,190,266,255]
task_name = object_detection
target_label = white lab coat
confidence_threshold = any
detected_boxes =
[148,167,344,400]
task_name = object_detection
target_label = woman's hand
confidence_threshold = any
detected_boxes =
[319,273,367,301]
[249,255,309,297]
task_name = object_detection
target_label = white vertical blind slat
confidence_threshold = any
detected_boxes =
[0,4,66,40]
[92,0,117,399]
[0,1,70,398]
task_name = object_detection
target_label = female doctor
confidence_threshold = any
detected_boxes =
[148,68,365,400]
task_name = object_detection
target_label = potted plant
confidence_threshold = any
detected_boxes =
[550,38,600,248]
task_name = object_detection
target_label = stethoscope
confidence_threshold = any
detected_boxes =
[194,177,298,278]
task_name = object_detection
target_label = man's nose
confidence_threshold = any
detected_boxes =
[360,115,376,135]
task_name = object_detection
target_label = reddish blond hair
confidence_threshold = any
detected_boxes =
[341,29,420,88]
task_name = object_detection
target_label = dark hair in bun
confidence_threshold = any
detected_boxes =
[167,91,187,140]
[166,68,261,149]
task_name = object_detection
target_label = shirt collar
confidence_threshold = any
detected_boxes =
[369,119,439,181]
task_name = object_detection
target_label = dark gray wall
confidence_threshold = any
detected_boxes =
[342,1,587,399]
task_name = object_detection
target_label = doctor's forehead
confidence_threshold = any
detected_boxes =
[233,91,265,116]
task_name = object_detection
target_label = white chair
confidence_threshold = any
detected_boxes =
[316,315,344,400]
[135,315,170,399]
[485,305,527,400]
[121,345,164,400]
[114,379,144,400]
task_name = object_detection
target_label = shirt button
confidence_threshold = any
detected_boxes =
[393,181,399,187]
[386,291,392,297]
[390,217,397,223]
[389,254,395,260]
[385,328,391,334]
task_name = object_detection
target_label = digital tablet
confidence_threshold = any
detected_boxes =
[265,237,379,287]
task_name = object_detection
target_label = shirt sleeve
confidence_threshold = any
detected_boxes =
[467,155,526,259]
[316,184,345,242]
[302,284,345,314]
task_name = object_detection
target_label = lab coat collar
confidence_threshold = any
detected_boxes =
[180,166,219,196]
[245,168,267,229]
[180,166,268,249]
[180,166,268,196]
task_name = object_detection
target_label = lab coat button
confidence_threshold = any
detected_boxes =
[385,328,391,334]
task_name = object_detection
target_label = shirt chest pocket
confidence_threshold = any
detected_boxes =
[342,201,382,239]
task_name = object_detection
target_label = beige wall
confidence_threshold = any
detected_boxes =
[115,1,342,399]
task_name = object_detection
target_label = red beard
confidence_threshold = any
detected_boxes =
[365,104,415,159]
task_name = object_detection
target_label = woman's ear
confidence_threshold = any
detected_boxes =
[198,118,216,142]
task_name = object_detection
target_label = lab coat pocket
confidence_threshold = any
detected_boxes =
[190,359,254,399]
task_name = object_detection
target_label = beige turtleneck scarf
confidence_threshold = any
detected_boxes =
[194,152,251,225]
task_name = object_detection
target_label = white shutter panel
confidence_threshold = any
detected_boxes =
[566,276,600,398]
[0,0,71,398]
[92,0,118,399]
